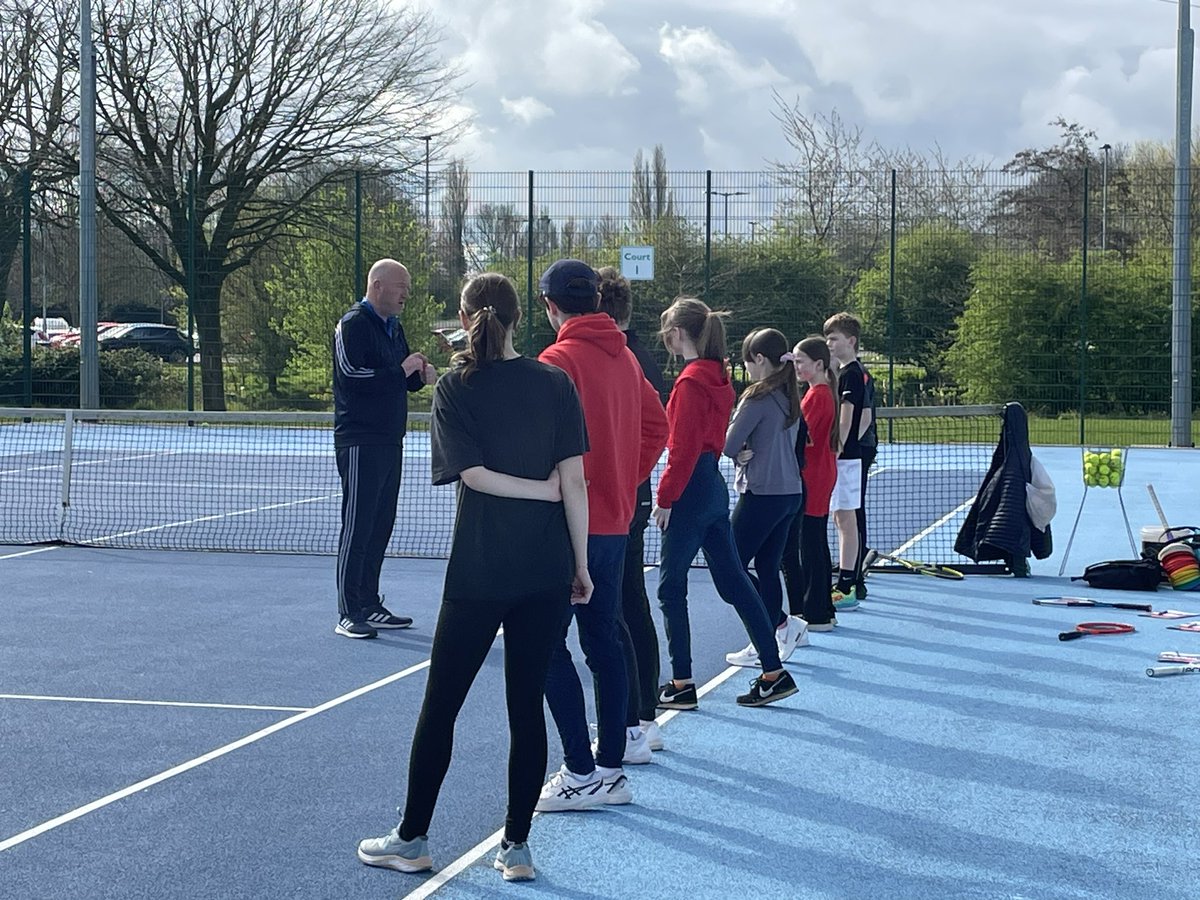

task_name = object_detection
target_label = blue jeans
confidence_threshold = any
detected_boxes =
[544,534,629,773]
[732,491,803,629]
[657,453,783,681]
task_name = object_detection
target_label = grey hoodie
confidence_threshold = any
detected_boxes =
[723,387,803,495]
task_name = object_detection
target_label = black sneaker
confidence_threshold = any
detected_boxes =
[656,681,699,710]
[335,617,378,639]
[736,670,798,707]
[366,607,413,629]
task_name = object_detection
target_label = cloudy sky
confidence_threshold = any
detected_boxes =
[409,0,1186,173]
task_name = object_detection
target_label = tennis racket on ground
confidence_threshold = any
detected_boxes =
[1159,650,1200,664]
[863,549,963,580]
[1146,665,1200,677]
[1033,596,1152,612]
[1058,621,1135,641]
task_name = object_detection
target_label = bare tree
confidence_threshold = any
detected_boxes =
[0,0,75,319]
[89,0,460,409]
[436,158,468,294]
[630,144,675,232]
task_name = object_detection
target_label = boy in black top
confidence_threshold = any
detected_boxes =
[824,312,877,606]
[332,258,436,639]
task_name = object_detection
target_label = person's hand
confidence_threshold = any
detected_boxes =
[545,468,562,502]
[652,505,671,532]
[401,352,428,377]
[422,361,438,385]
[571,566,593,605]
[736,448,755,465]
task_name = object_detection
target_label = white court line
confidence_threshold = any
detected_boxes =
[892,495,976,557]
[0,546,59,560]
[0,694,309,713]
[401,623,741,900]
[0,451,180,477]
[0,659,431,854]
[75,493,339,544]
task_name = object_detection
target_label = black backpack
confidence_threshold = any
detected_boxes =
[1071,558,1162,592]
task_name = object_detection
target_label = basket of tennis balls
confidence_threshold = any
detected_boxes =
[1082,447,1125,488]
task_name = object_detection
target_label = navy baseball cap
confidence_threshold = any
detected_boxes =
[538,259,599,305]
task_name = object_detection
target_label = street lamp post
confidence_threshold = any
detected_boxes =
[421,136,432,231]
[748,220,758,242]
[709,190,748,235]
[1100,143,1112,251]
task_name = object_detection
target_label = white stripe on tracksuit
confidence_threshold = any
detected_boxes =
[336,446,359,617]
[334,321,376,378]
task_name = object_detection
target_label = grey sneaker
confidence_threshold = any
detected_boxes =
[357,826,433,873]
[493,840,535,882]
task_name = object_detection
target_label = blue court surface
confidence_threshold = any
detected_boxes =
[3,446,1200,899]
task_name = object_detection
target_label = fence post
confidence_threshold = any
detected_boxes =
[22,168,33,407]
[1079,167,1089,446]
[354,170,363,303]
[704,171,712,298]
[526,170,535,351]
[186,170,196,412]
[887,169,896,442]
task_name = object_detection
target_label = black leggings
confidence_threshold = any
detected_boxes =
[619,490,660,724]
[400,586,569,844]
[782,512,835,625]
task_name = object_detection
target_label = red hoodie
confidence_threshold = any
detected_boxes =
[656,358,734,508]
[540,313,668,535]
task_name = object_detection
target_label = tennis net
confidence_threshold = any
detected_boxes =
[1,404,1004,569]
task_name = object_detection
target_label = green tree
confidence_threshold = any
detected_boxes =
[852,224,977,382]
[272,188,435,404]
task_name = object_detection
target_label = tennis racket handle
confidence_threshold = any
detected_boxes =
[1059,631,1085,641]
[1146,665,1200,677]
[1113,603,1153,612]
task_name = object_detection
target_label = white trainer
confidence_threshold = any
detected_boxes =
[776,616,810,662]
[596,765,632,805]
[725,640,760,667]
[535,765,606,812]
[590,726,652,765]
[640,719,665,751]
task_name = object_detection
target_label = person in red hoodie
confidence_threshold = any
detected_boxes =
[534,259,669,813]
[652,297,799,709]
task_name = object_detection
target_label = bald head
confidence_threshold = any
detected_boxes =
[366,259,412,317]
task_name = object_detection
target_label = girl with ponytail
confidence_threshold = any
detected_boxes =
[781,336,840,630]
[651,298,799,709]
[360,272,591,881]
[721,328,808,668]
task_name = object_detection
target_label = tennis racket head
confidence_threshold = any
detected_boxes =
[1059,621,1135,640]
[916,563,964,580]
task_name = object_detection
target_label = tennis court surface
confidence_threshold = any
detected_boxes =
[3,428,1200,897]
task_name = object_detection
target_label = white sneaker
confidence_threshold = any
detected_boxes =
[725,640,760,667]
[776,616,810,662]
[535,765,606,812]
[590,726,652,765]
[596,765,632,805]
[640,719,665,751]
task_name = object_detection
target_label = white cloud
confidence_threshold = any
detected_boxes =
[658,24,792,114]
[500,96,555,126]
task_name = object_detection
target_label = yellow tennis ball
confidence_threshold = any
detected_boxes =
[1111,449,1123,459]
[1097,475,1110,487]
[1099,464,1111,475]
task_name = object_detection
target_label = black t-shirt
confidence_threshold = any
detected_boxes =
[837,359,877,460]
[431,356,589,601]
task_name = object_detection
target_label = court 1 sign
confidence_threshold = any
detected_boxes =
[620,246,654,281]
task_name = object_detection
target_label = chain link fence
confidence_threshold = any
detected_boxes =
[1,165,1196,445]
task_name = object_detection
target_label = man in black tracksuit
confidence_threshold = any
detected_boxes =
[332,258,436,639]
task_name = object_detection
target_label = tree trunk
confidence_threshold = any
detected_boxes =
[193,277,227,411]
[0,201,19,319]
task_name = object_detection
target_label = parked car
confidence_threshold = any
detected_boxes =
[52,322,121,347]
[98,323,193,363]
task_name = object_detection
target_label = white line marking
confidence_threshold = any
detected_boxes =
[0,546,60,560]
[0,694,310,713]
[399,663,741,899]
[76,494,340,544]
[0,659,431,854]
[0,451,180,477]
[893,495,977,557]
